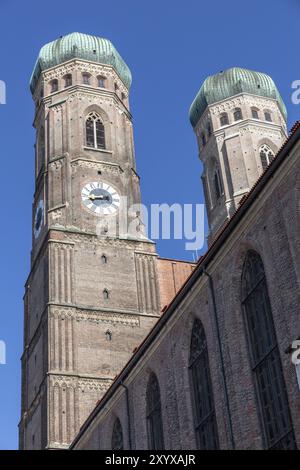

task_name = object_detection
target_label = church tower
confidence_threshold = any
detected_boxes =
[19,33,162,449]
[189,67,288,242]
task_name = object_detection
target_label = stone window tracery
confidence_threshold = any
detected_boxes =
[241,251,296,449]
[259,144,275,170]
[85,112,105,149]
[189,319,219,449]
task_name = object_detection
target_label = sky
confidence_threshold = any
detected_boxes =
[0,0,299,450]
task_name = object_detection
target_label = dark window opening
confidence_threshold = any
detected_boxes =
[64,74,72,88]
[146,373,164,450]
[189,319,219,449]
[220,113,229,126]
[242,251,296,449]
[112,418,123,450]
[50,79,58,93]
[233,107,243,121]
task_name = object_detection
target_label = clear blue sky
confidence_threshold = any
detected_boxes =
[0,0,298,450]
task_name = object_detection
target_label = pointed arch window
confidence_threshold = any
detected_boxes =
[189,319,219,449]
[85,112,106,149]
[242,251,296,449]
[213,166,223,201]
[233,107,243,121]
[259,144,275,170]
[111,418,123,450]
[220,112,229,127]
[146,373,164,450]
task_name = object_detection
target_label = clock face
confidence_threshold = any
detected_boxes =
[34,199,44,239]
[81,182,120,215]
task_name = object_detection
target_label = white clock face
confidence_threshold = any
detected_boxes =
[81,182,120,215]
[34,199,44,239]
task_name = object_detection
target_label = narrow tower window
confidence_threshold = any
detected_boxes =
[105,330,112,341]
[241,251,296,449]
[201,133,206,147]
[264,110,272,122]
[101,254,107,264]
[233,107,243,121]
[85,112,105,149]
[220,113,229,127]
[97,76,106,88]
[213,167,223,201]
[50,79,58,93]
[251,107,259,119]
[82,73,91,85]
[146,373,164,450]
[37,127,45,174]
[111,418,123,450]
[103,289,109,300]
[207,122,212,138]
[64,74,72,88]
[189,319,219,449]
[259,144,275,170]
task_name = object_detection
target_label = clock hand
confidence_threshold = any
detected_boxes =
[88,194,110,201]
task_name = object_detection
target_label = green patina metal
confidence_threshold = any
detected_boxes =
[189,67,287,127]
[30,32,132,92]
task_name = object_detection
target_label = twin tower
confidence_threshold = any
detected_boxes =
[20,32,288,449]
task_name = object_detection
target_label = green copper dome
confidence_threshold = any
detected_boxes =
[30,32,132,93]
[189,67,287,127]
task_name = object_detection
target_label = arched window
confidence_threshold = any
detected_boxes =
[37,127,45,173]
[259,144,275,170]
[220,112,229,127]
[242,251,296,449]
[189,319,219,449]
[82,73,91,85]
[264,110,272,122]
[201,132,206,147]
[146,373,164,450]
[233,107,243,121]
[251,107,259,119]
[64,74,72,88]
[214,167,223,201]
[111,418,123,450]
[85,112,105,149]
[103,289,109,300]
[101,254,107,264]
[97,76,106,88]
[50,79,58,93]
